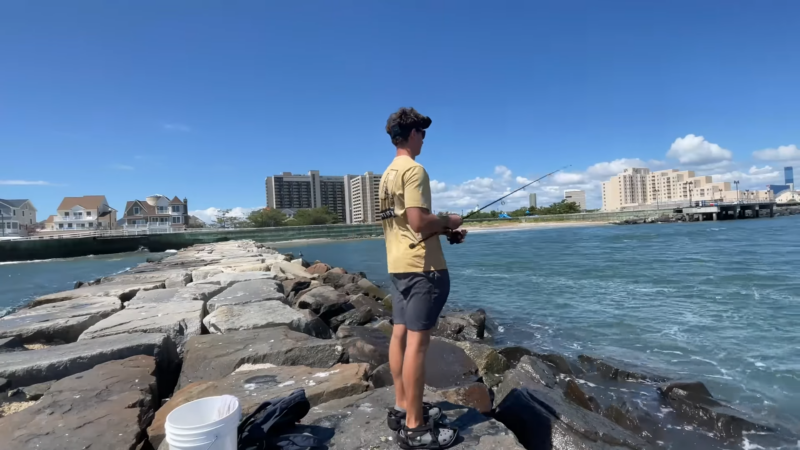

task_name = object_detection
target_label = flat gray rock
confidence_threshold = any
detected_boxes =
[164,271,192,288]
[0,336,23,352]
[301,387,525,449]
[0,332,179,393]
[149,362,370,448]
[189,271,277,287]
[271,260,318,280]
[0,296,121,343]
[99,268,191,285]
[206,279,285,312]
[28,281,166,307]
[203,301,332,339]
[173,283,228,302]
[178,327,347,389]
[79,300,204,354]
[0,355,158,450]
[125,284,227,306]
[191,267,223,281]
[126,288,181,306]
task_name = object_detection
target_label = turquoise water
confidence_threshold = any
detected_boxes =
[1,217,798,435]
[277,217,800,432]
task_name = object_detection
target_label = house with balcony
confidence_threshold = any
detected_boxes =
[122,195,189,232]
[0,199,37,237]
[45,196,117,232]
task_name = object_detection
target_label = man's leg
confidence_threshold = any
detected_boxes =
[390,324,408,410]
[402,329,431,429]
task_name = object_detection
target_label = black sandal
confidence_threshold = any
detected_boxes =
[396,417,458,449]
[387,402,443,432]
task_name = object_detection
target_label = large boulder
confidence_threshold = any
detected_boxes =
[28,281,166,307]
[434,381,493,413]
[295,286,352,321]
[449,339,510,387]
[282,278,313,298]
[328,306,374,331]
[433,310,487,342]
[0,355,158,450]
[299,388,525,449]
[306,262,331,274]
[0,296,121,343]
[178,327,348,389]
[0,336,23,352]
[271,260,318,280]
[79,300,204,355]
[206,279,285,312]
[495,355,558,406]
[189,271,276,287]
[424,338,480,389]
[191,267,223,281]
[148,363,370,449]
[203,301,332,339]
[578,355,670,383]
[320,271,362,289]
[164,271,192,288]
[355,278,389,300]
[126,284,227,305]
[498,346,533,367]
[348,294,390,318]
[494,387,651,450]
[336,325,390,370]
[657,381,774,439]
[0,332,179,395]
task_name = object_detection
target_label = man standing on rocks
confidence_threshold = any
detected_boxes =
[379,107,466,448]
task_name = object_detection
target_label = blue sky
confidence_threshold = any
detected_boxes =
[2,1,799,221]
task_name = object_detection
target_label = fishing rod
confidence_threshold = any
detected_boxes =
[409,164,571,249]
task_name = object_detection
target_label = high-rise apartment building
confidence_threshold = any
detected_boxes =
[265,170,351,223]
[786,166,794,185]
[528,193,537,208]
[347,172,382,224]
[564,190,586,210]
[602,167,772,211]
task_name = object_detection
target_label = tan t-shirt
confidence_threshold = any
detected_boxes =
[380,156,447,274]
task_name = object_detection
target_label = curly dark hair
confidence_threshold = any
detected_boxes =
[385,107,432,146]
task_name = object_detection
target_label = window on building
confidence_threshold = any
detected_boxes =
[172,216,182,224]
[80,223,86,228]
[12,210,16,216]
[21,211,24,216]
[157,206,169,214]
[68,223,73,228]
[133,207,140,215]
[86,211,92,217]
[59,223,64,229]
[88,222,93,227]
[64,212,70,217]
[171,205,182,213]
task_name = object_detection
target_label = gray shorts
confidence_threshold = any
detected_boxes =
[389,270,450,332]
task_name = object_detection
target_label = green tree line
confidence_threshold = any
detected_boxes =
[438,200,582,219]
[215,207,341,228]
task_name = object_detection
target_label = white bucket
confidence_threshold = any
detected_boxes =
[165,395,241,450]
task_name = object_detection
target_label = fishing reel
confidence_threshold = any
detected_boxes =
[378,208,396,220]
[445,229,467,245]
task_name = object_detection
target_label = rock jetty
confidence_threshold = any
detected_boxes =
[0,240,796,449]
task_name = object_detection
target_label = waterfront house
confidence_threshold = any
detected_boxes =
[122,195,189,232]
[45,196,117,232]
[0,199,37,237]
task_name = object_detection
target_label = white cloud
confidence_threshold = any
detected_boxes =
[748,165,773,175]
[189,207,260,224]
[667,134,732,165]
[110,164,134,171]
[0,180,53,186]
[585,158,650,178]
[494,165,512,181]
[162,123,191,132]
[515,176,531,185]
[752,144,800,161]
[430,180,447,193]
[708,169,781,187]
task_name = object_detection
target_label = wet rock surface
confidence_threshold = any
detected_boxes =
[28,280,166,307]
[300,387,525,449]
[0,355,158,450]
[149,362,370,449]
[0,296,121,343]
[178,327,347,389]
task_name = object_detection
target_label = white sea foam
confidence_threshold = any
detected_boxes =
[0,258,57,265]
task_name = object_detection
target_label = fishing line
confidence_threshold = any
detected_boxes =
[409,164,571,249]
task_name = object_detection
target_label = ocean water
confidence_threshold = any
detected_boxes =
[276,217,800,434]
[0,252,157,317]
[1,217,798,441]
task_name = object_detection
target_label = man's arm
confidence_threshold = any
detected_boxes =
[406,208,461,235]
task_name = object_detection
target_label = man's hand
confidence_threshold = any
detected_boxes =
[445,214,463,230]
[446,229,468,245]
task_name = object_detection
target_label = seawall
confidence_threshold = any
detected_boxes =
[0,224,383,263]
